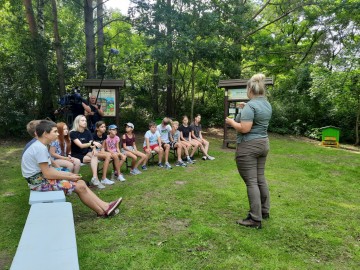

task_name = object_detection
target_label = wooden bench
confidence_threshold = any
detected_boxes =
[29,190,66,205]
[11,202,79,270]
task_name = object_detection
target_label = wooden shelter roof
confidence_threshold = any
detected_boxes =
[218,78,274,88]
[83,79,125,87]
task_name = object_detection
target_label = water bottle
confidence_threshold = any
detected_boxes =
[111,170,115,181]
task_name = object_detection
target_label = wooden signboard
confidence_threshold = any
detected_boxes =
[219,78,273,148]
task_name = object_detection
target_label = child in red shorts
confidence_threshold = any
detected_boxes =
[143,122,164,167]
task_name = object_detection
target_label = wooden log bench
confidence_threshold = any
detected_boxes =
[10,202,79,270]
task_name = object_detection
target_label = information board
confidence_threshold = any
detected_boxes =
[228,88,248,100]
[91,89,116,117]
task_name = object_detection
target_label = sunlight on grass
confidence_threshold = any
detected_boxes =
[1,135,360,269]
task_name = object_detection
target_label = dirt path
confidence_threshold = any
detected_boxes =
[204,127,360,154]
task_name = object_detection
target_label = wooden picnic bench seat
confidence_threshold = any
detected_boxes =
[10,202,79,270]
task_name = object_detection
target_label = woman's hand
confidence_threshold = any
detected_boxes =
[225,117,235,126]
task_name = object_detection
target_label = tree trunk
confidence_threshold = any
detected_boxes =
[355,80,360,145]
[84,0,96,79]
[166,61,173,116]
[96,0,105,79]
[152,61,159,116]
[23,0,53,119]
[173,59,180,117]
[51,0,66,96]
[165,0,173,117]
[190,60,196,122]
[355,104,359,145]
[36,0,45,37]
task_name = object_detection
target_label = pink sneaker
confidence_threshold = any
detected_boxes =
[97,208,120,218]
[105,198,123,216]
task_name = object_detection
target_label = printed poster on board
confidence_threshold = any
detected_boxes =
[91,89,116,117]
[228,88,248,100]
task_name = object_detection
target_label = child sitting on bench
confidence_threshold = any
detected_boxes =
[169,121,188,167]
[21,120,122,218]
[92,121,116,185]
[70,115,106,189]
[49,122,81,174]
[143,122,164,167]
[121,122,148,174]
[105,124,126,181]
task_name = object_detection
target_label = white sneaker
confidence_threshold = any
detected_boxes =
[117,174,126,182]
[101,178,115,185]
[207,156,215,160]
[165,162,172,169]
[91,177,105,189]
[130,168,141,175]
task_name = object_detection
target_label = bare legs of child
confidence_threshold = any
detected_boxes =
[111,152,126,181]
[83,151,106,188]
[125,150,148,175]
[74,180,122,217]
[96,151,115,185]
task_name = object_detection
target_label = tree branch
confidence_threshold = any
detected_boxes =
[94,17,130,35]
[251,0,271,21]
[243,3,315,39]
[298,30,323,65]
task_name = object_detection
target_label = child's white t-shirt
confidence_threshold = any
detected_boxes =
[143,130,161,147]
[21,140,51,178]
[157,124,171,143]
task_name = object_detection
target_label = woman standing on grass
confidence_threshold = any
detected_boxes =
[225,73,272,229]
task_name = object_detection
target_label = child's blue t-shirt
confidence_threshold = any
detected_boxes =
[170,130,180,143]
[143,130,161,147]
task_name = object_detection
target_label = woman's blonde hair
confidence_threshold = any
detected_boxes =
[71,115,86,132]
[247,73,266,96]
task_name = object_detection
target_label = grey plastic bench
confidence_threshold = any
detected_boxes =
[11,202,79,270]
[29,190,66,205]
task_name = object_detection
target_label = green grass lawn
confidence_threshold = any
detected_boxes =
[1,134,359,269]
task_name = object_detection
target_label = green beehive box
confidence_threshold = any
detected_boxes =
[320,126,340,145]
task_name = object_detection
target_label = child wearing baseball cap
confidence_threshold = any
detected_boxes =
[121,123,149,174]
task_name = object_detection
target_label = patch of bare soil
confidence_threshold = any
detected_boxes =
[162,218,191,233]
[271,133,360,153]
[0,251,12,270]
[203,128,360,153]
[174,181,186,185]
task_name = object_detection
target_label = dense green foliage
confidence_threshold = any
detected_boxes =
[0,0,359,143]
[1,135,360,269]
